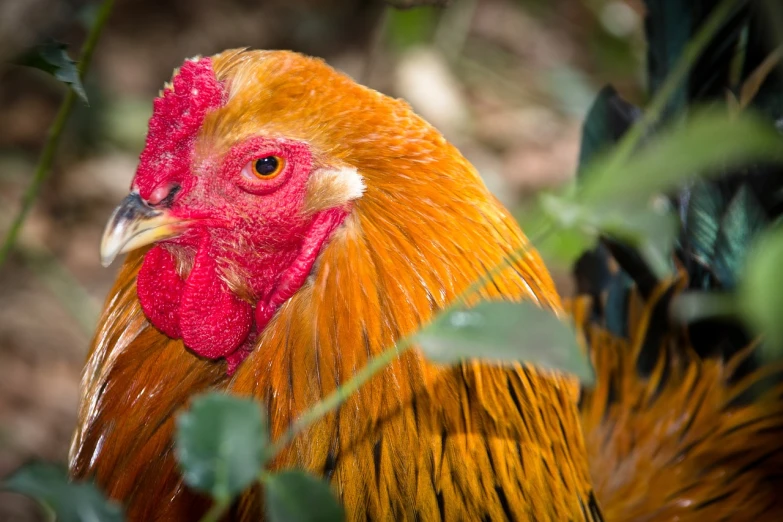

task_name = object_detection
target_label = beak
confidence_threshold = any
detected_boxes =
[100,193,189,267]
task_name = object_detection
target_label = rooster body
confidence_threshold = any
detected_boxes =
[71,3,783,519]
[71,50,598,520]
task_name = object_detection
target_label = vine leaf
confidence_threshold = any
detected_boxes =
[175,393,268,502]
[417,300,594,384]
[15,41,88,103]
[2,461,123,522]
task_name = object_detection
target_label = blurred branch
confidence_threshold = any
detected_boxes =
[0,0,115,269]
[434,0,476,63]
[738,46,782,110]
[361,6,392,86]
[385,0,451,9]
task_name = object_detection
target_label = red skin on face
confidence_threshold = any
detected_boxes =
[131,57,347,373]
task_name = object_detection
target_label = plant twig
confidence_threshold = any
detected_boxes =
[433,0,476,64]
[385,0,451,8]
[0,0,115,269]
[361,6,392,87]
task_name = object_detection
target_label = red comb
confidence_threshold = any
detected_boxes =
[133,57,225,199]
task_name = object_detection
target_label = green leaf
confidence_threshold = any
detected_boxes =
[15,41,88,103]
[2,461,123,522]
[416,300,594,384]
[580,110,783,204]
[597,203,679,278]
[265,471,345,522]
[739,228,783,361]
[539,193,678,278]
[175,393,268,501]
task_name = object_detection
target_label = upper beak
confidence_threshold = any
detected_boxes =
[100,193,189,267]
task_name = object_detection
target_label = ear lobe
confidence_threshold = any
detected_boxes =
[302,166,365,215]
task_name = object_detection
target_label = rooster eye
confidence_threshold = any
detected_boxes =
[251,156,284,178]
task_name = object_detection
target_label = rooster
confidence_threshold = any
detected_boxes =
[70,1,783,520]
[70,49,587,521]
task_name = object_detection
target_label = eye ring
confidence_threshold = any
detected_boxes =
[251,156,285,179]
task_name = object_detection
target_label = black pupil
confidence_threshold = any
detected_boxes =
[255,156,279,176]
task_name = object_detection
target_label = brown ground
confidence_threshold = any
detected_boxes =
[0,0,642,518]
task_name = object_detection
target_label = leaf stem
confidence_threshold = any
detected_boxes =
[266,226,553,459]
[267,335,415,458]
[361,6,391,86]
[606,0,745,169]
[0,0,115,269]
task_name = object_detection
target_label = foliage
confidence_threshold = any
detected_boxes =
[2,462,123,522]
[0,0,115,268]
[386,4,441,50]
[535,109,782,276]
[385,0,451,9]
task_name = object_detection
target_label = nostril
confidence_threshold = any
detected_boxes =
[147,183,181,208]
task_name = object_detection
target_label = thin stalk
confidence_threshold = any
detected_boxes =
[266,225,553,459]
[434,0,476,64]
[0,0,115,268]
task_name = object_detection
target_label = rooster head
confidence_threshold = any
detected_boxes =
[100,50,373,371]
[98,49,542,375]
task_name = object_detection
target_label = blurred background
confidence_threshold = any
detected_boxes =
[0,0,645,518]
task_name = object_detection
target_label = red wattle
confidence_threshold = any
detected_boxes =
[254,208,347,330]
[178,242,253,359]
[137,245,184,339]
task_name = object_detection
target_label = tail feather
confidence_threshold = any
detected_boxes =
[571,276,783,521]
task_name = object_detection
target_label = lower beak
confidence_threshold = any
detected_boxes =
[100,193,190,267]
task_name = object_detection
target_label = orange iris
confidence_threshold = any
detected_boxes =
[251,156,285,179]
